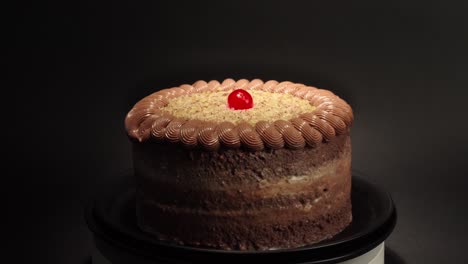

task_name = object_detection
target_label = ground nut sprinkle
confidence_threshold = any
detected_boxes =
[164,90,316,125]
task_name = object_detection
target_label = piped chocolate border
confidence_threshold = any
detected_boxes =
[125,78,353,151]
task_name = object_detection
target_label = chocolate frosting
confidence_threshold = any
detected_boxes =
[255,121,284,149]
[198,123,220,151]
[217,121,241,148]
[125,79,353,151]
[237,122,264,151]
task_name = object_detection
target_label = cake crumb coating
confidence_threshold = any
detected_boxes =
[164,90,316,125]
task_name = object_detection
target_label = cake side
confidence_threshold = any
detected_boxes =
[135,133,352,250]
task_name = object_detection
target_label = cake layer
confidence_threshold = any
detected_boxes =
[136,161,350,218]
[136,152,350,211]
[133,133,350,184]
[134,134,350,210]
[137,195,352,250]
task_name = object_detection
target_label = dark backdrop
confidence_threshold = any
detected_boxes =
[11,1,468,263]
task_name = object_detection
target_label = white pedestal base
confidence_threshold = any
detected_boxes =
[339,242,384,264]
[92,242,385,264]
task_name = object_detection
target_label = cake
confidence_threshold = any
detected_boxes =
[125,78,354,250]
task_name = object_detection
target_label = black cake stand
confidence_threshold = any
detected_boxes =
[85,173,396,264]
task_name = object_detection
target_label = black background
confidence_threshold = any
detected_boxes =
[11,1,468,263]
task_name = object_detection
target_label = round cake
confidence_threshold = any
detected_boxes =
[125,78,354,250]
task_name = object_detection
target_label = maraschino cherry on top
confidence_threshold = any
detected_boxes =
[227,89,253,110]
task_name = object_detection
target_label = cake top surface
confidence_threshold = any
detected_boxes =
[125,78,353,151]
[165,90,316,125]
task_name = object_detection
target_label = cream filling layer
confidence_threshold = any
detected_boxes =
[255,158,344,197]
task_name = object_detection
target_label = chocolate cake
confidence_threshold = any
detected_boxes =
[125,78,354,250]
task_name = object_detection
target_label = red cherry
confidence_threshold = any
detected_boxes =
[227,89,253,110]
